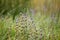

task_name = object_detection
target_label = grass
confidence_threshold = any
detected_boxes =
[0,12,60,40]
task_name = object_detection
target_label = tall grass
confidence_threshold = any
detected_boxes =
[0,11,60,40]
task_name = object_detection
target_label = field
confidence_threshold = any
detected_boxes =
[0,0,60,40]
[0,11,60,40]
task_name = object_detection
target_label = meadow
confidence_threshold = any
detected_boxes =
[0,10,60,40]
[0,0,60,40]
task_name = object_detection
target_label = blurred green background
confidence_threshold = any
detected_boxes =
[0,0,60,40]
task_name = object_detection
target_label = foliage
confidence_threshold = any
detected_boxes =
[0,0,60,40]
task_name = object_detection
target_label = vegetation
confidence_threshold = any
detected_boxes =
[0,0,60,40]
